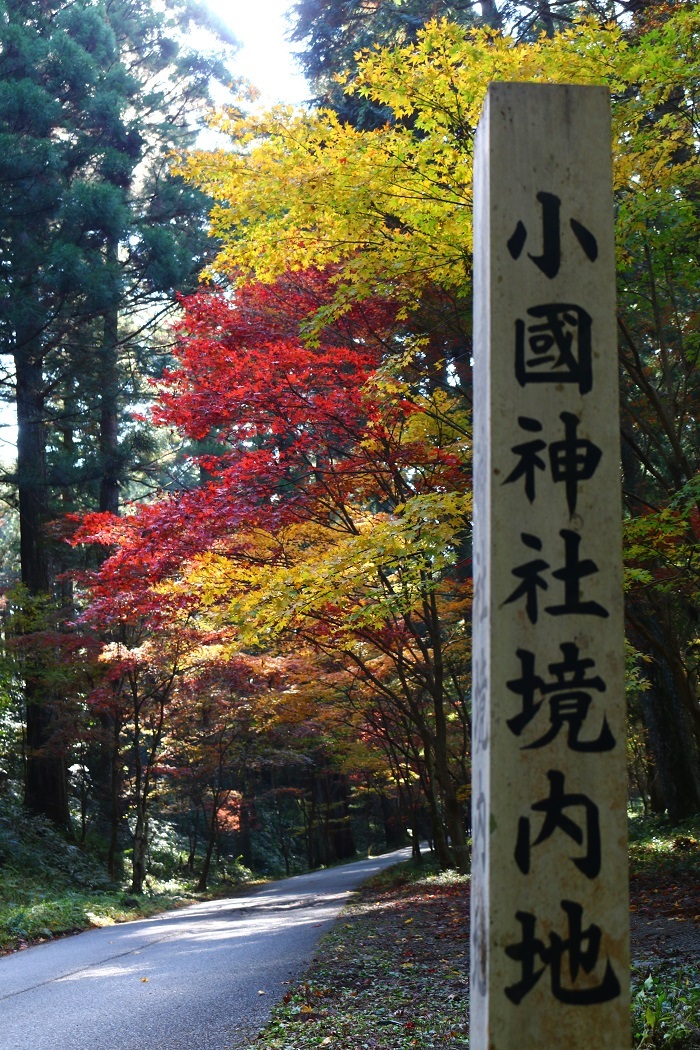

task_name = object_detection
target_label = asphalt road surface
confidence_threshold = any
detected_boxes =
[0,848,412,1050]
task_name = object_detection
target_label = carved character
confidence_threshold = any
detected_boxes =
[505,900,621,1006]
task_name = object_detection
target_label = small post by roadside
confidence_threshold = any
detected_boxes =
[470,82,630,1049]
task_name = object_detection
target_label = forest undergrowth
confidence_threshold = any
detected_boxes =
[0,801,258,954]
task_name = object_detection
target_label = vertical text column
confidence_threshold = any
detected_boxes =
[470,82,629,1050]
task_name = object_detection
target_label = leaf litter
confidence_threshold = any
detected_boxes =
[246,859,469,1050]
[245,831,700,1050]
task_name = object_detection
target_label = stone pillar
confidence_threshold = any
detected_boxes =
[470,83,629,1049]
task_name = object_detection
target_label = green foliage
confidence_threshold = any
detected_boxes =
[0,652,22,785]
[0,800,113,888]
[0,872,206,954]
[0,0,241,827]
[632,968,700,1049]
[289,0,480,127]
[0,800,111,949]
[629,812,700,880]
[246,802,306,877]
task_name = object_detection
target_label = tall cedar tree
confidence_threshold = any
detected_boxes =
[0,0,236,825]
[289,0,480,127]
[288,0,674,127]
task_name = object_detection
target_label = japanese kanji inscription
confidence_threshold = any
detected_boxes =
[470,84,629,1049]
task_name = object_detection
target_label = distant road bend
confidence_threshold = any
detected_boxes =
[0,848,412,1050]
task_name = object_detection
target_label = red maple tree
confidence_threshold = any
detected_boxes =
[72,268,471,870]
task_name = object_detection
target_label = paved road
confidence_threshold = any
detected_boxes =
[0,848,411,1050]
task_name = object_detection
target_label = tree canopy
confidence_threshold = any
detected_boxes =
[0,1,698,889]
[175,8,700,826]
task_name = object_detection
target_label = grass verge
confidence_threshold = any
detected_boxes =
[0,870,224,953]
[632,965,700,1049]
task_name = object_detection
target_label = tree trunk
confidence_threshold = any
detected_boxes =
[307,772,321,867]
[16,341,70,827]
[196,800,218,891]
[107,711,123,880]
[187,808,199,873]
[273,786,292,876]
[431,694,469,872]
[642,661,700,820]
[99,299,120,515]
[131,800,149,895]
[629,607,700,819]
[411,804,422,863]
[328,773,356,861]
[422,749,452,869]
[479,0,503,30]
[91,302,124,841]
[426,635,469,871]
[130,703,148,894]
[379,791,403,850]
[299,793,313,869]
[236,791,254,870]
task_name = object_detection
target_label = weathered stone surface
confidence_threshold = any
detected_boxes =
[470,82,629,1049]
